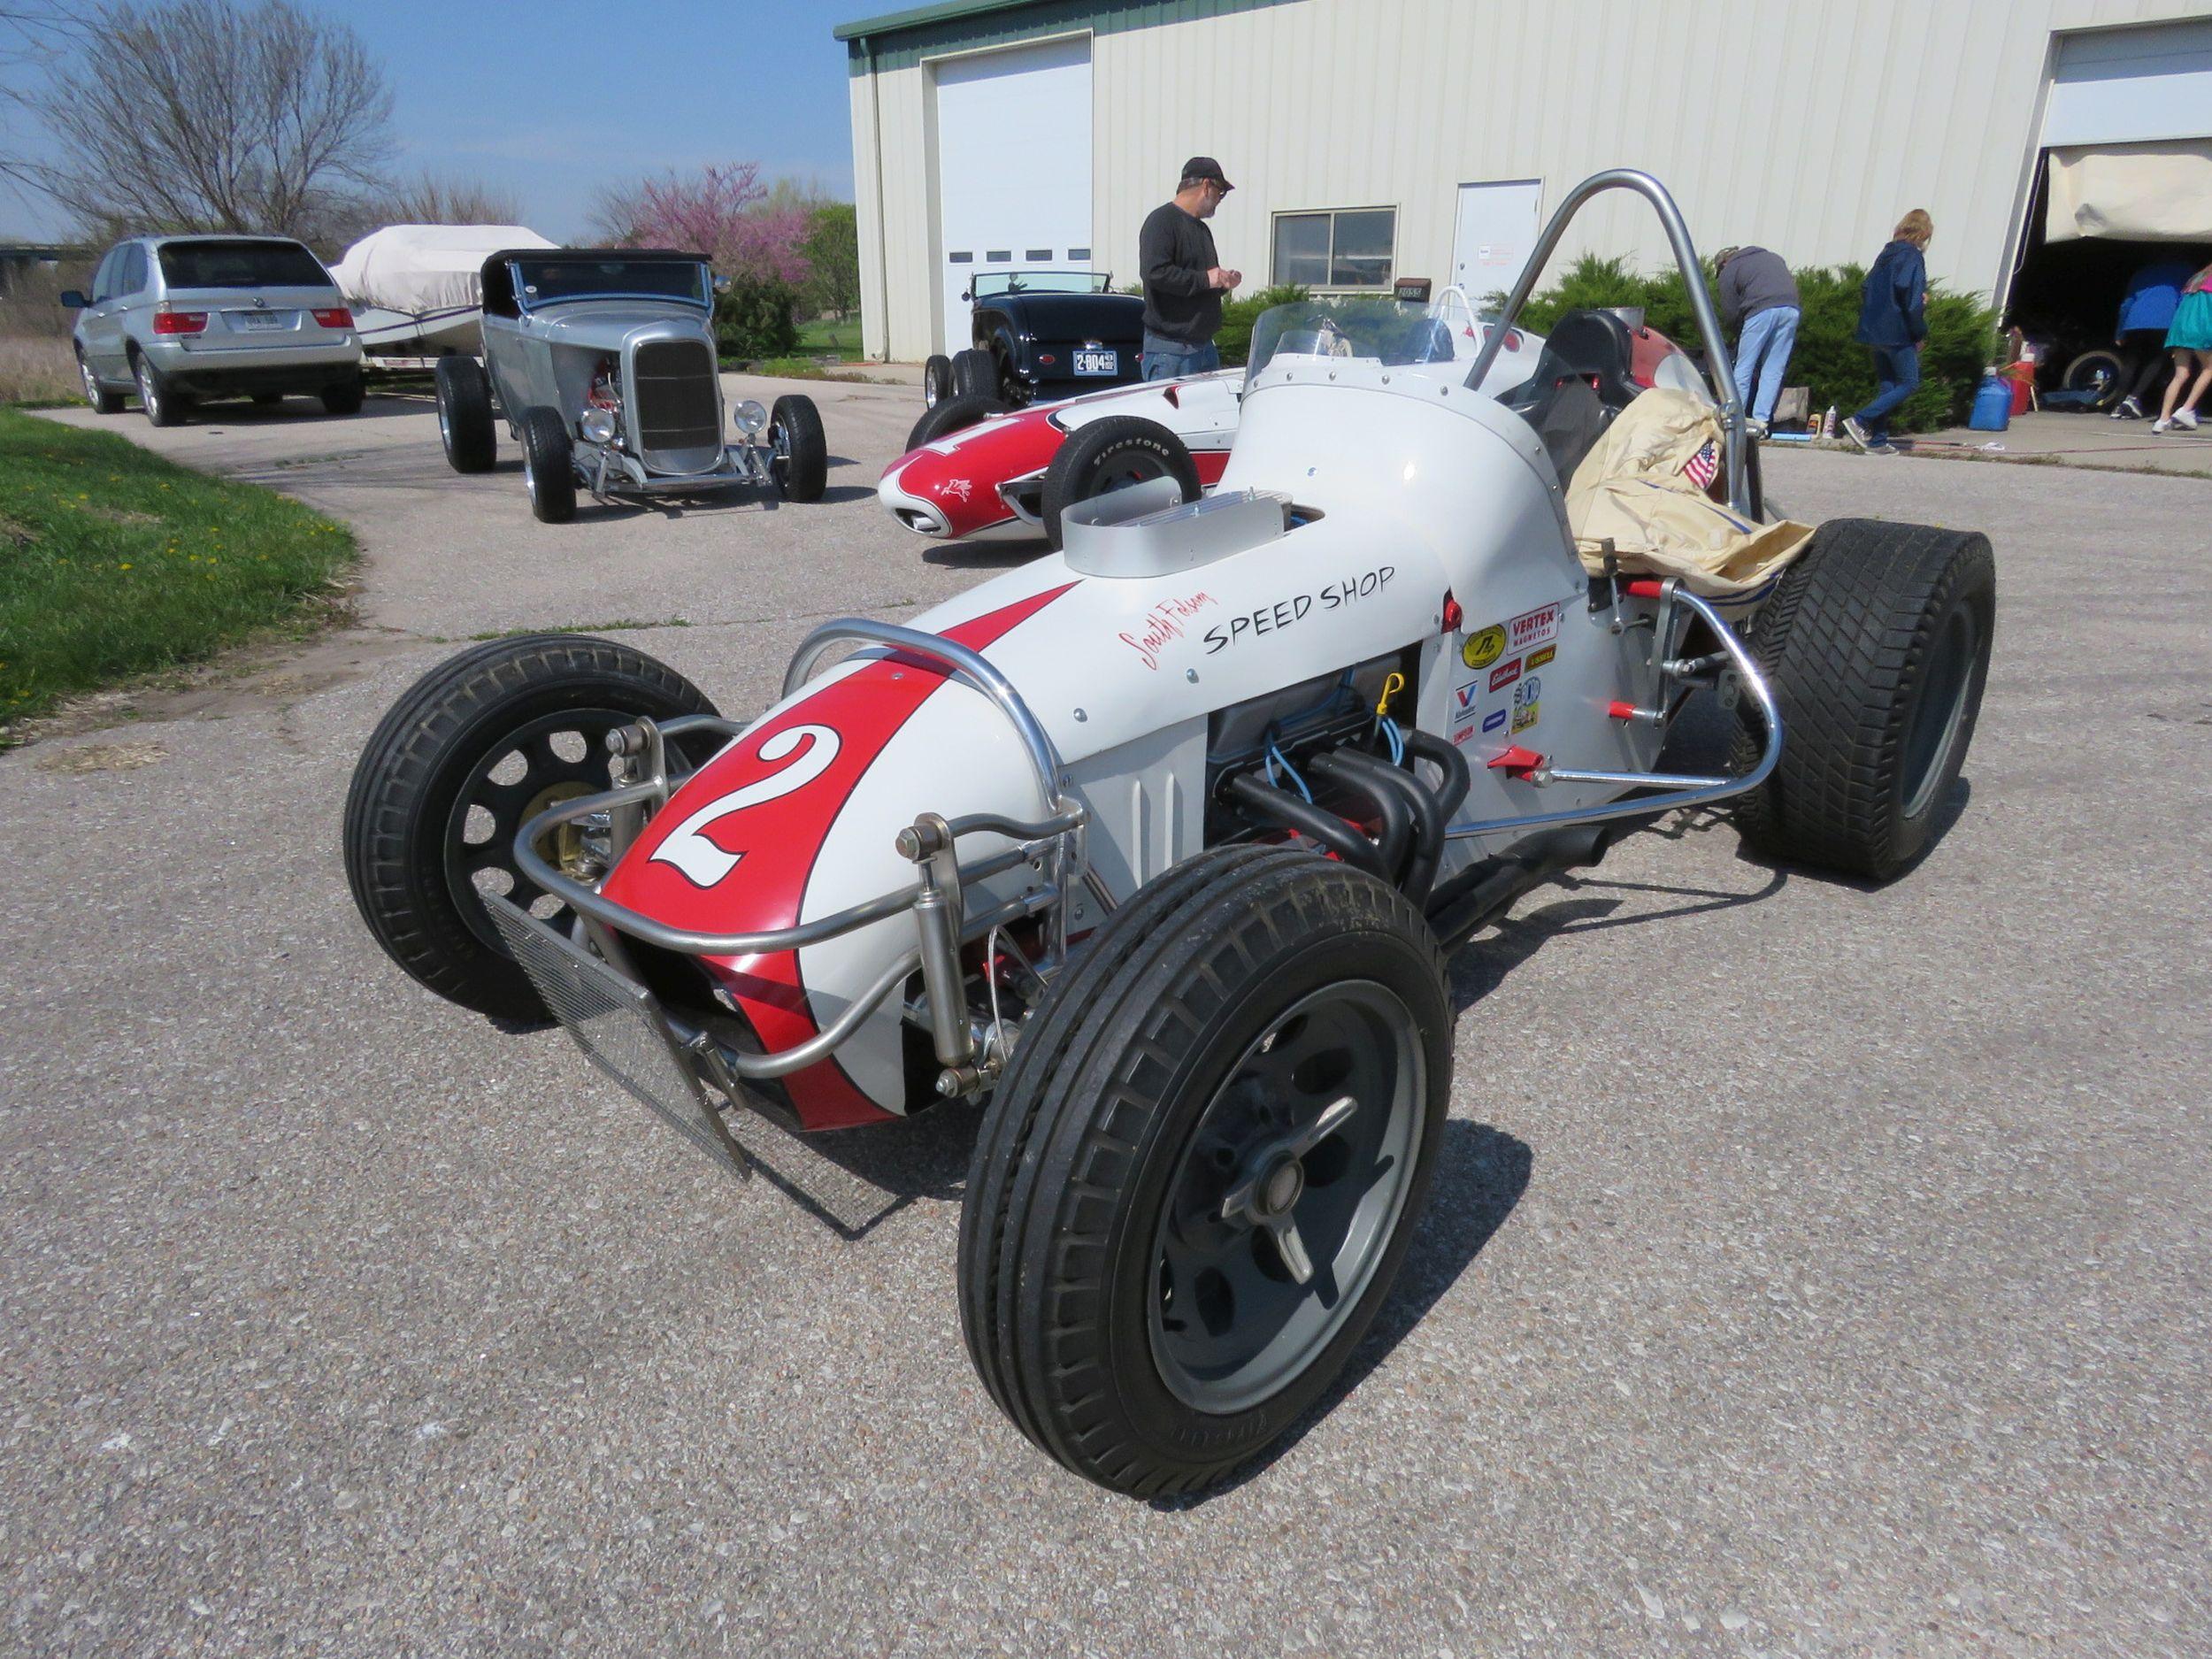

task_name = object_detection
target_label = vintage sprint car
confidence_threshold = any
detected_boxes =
[430,248,828,524]
[884,295,1721,549]
[344,173,1994,1497]
[923,269,1147,408]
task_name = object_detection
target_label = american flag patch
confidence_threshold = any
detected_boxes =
[1682,439,1720,489]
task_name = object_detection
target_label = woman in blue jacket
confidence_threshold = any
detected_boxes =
[1841,210,1932,454]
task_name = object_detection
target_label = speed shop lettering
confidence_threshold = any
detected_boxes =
[1203,566,1395,653]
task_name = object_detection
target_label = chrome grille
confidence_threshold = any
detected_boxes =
[631,339,720,459]
[483,894,747,1176]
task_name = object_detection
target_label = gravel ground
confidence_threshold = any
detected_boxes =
[4,383,2208,1658]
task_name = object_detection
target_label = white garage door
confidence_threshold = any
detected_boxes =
[2043,19,2212,146]
[932,35,1093,357]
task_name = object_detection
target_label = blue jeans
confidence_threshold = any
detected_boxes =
[1732,305,1800,424]
[1142,334,1219,381]
[1853,343,1922,439]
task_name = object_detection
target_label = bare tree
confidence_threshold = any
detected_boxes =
[0,5,83,199]
[369,170,526,227]
[28,0,394,240]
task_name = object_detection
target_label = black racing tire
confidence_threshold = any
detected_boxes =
[519,405,577,524]
[2060,348,2125,410]
[320,373,365,416]
[768,393,828,502]
[923,354,954,408]
[132,351,188,426]
[904,392,1008,452]
[435,356,496,473]
[77,349,125,414]
[951,347,996,400]
[1732,518,1996,880]
[252,392,285,407]
[342,634,718,1022]
[1040,414,1202,549]
[958,845,1452,1497]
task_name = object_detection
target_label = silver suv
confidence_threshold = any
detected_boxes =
[64,234,365,426]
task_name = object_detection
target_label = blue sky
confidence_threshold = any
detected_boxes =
[2,1,894,240]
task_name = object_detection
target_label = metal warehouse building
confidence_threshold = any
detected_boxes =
[837,0,2212,363]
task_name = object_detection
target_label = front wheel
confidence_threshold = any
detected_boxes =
[923,354,953,407]
[767,393,827,502]
[951,347,996,401]
[1733,518,1996,879]
[518,405,577,523]
[959,845,1451,1497]
[78,350,124,414]
[342,634,718,1021]
[1040,414,1202,549]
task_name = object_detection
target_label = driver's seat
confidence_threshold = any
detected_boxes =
[1546,309,1642,411]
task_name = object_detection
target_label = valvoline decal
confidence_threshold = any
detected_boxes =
[603,580,1078,1127]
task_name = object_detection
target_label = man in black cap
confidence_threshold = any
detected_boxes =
[1138,157,1240,380]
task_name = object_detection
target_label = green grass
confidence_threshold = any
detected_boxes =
[795,316,863,357]
[739,357,879,382]
[0,409,357,728]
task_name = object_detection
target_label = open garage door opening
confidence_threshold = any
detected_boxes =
[2003,21,2212,411]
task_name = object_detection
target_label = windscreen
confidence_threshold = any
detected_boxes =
[512,257,710,308]
[971,270,1113,298]
[1245,296,1506,378]
[157,241,331,289]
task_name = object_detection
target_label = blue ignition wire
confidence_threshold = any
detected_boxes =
[1265,742,1315,803]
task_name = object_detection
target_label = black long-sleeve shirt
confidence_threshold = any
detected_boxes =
[1139,202,1220,344]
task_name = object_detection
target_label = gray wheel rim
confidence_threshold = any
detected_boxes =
[135,360,158,420]
[770,418,791,488]
[1901,600,1978,819]
[81,356,102,407]
[437,397,452,453]
[1148,979,1425,1414]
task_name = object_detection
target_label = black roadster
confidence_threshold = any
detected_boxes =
[926,270,1144,408]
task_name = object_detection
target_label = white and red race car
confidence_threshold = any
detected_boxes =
[345,173,1991,1498]
[877,291,1715,547]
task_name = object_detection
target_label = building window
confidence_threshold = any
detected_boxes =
[1068,247,1091,260]
[1271,208,1397,290]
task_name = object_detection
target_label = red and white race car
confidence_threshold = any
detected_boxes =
[878,293,1709,547]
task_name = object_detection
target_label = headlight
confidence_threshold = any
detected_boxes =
[580,406,618,445]
[733,399,768,435]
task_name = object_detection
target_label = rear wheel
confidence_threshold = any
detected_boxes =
[767,393,827,502]
[133,353,187,426]
[905,392,1008,452]
[1733,518,1995,879]
[959,846,1450,1496]
[519,406,577,524]
[320,373,365,416]
[923,354,954,408]
[434,356,495,472]
[1040,414,1202,549]
[951,347,996,400]
[342,634,718,1022]
[2061,348,2125,410]
[77,349,124,414]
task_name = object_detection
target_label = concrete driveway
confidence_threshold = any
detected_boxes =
[4,381,2208,1657]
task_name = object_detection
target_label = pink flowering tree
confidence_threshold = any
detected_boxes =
[613,162,811,287]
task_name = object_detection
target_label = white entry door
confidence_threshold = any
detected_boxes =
[933,35,1094,357]
[1450,179,1542,299]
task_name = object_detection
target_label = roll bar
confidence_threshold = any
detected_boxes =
[1464,169,1749,515]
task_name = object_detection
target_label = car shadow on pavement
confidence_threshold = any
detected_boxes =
[1148,1118,1533,1509]
[923,540,1051,571]
[720,1095,984,1240]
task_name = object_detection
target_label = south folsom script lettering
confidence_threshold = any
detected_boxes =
[1118,591,1218,672]
[1203,565,1396,653]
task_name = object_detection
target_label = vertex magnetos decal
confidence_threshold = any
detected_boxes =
[1508,602,1561,654]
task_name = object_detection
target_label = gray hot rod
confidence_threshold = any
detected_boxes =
[432,248,828,524]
